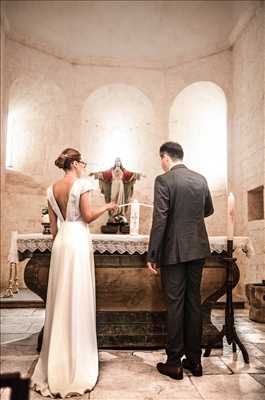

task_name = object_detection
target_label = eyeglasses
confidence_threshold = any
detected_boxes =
[78,160,87,168]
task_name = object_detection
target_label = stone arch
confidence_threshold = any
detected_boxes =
[169,81,227,192]
[80,83,156,174]
[6,76,69,179]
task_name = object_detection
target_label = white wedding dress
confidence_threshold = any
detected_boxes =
[31,178,98,398]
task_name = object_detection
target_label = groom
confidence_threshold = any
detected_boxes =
[147,141,214,380]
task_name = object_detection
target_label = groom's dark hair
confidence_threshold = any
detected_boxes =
[160,141,184,161]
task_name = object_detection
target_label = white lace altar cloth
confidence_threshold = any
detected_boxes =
[8,232,255,264]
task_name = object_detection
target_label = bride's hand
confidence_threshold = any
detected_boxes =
[105,202,117,212]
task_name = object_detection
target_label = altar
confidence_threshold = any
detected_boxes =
[8,233,254,350]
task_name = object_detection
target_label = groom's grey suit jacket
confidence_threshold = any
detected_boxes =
[147,164,214,265]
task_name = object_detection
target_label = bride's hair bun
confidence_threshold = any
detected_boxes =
[54,148,81,170]
[54,154,67,169]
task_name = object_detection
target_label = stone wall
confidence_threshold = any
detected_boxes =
[1,5,8,290]
[231,3,265,285]
[165,50,232,236]
[1,38,232,289]
[1,38,166,289]
[1,5,264,292]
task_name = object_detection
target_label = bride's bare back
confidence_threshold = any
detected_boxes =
[52,177,76,220]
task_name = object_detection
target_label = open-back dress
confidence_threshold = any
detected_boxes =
[31,178,98,397]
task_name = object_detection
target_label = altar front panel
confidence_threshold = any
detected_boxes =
[10,233,253,349]
[95,254,165,312]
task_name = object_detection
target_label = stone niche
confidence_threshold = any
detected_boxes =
[247,186,264,221]
[246,283,265,323]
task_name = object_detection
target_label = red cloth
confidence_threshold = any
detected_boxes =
[102,170,113,182]
[122,170,134,182]
[102,169,135,183]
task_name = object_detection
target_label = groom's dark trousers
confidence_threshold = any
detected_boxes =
[160,259,204,366]
[147,164,214,366]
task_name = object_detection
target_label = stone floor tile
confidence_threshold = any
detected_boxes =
[244,343,265,357]
[99,351,119,362]
[91,385,203,400]
[1,321,33,334]
[255,326,265,334]
[235,326,262,334]
[1,315,33,322]
[191,373,265,400]
[154,383,203,400]
[21,333,39,345]
[0,333,34,344]
[91,390,154,400]
[256,356,265,365]
[240,333,265,344]
[200,356,232,375]
[0,342,39,359]
[221,354,265,374]
[234,320,252,325]
[244,320,265,330]
[1,334,38,357]
[0,308,37,317]
[256,343,265,353]
[30,391,90,400]
[211,310,248,319]
[225,343,265,358]
[234,310,249,316]
[203,348,223,356]
[106,350,135,359]
[132,351,166,367]
[95,359,156,390]
[32,308,45,321]
[202,340,253,358]
[249,374,265,387]
[99,350,140,362]
[0,356,37,378]
[95,360,201,396]
[1,307,265,399]
[27,321,44,334]
[91,364,202,400]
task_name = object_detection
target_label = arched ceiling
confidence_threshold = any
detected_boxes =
[3,0,261,67]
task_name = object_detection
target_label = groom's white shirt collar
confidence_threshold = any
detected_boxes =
[169,161,183,171]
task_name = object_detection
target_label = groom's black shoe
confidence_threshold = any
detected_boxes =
[156,362,183,380]
[182,358,203,376]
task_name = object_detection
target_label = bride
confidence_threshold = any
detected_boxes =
[31,148,116,397]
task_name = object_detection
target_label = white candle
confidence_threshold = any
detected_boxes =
[130,200,140,236]
[227,192,235,240]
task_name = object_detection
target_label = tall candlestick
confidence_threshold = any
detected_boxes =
[130,200,140,236]
[227,192,235,240]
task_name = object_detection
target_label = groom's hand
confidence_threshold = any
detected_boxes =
[147,262,158,275]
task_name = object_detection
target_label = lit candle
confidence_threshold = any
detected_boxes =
[130,200,140,236]
[227,192,235,240]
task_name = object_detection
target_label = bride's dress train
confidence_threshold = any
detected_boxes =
[31,178,98,397]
